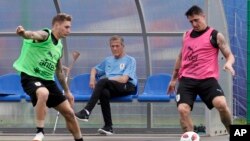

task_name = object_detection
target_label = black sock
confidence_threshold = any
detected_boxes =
[36,127,44,134]
[75,138,83,141]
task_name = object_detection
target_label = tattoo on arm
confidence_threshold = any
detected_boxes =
[217,33,231,57]
[56,61,69,93]
[25,30,48,41]
[172,52,181,80]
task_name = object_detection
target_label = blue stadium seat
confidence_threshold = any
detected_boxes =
[0,73,24,102]
[70,74,92,102]
[137,73,171,102]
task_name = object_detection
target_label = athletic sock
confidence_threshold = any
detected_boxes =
[75,138,83,141]
[36,127,44,134]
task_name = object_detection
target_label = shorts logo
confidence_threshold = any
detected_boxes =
[176,94,180,102]
[34,82,42,86]
[216,88,222,93]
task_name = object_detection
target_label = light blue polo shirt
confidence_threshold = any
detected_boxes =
[95,54,137,86]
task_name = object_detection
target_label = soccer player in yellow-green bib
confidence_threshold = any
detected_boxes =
[13,13,83,141]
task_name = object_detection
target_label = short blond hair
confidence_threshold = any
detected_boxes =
[52,13,72,26]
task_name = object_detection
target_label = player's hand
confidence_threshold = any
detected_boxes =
[167,80,176,95]
[65,91,74,108]
[16,25,25,36]
[223,62,235,76]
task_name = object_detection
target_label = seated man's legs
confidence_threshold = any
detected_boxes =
[85,78,110,112]
[75,78,136,134]
[98,80,135,135]
[75,78,110,121]
[98,89,113,135]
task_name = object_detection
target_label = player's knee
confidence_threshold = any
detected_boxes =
[178,103,191,116]
[64,109,75,121]
[36,87,49,101]
[214,101,228,112]
[213,96,228,111]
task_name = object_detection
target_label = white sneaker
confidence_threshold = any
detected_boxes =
[32,132,44,141]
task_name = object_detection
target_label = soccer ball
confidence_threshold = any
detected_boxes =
[180,131,200,141]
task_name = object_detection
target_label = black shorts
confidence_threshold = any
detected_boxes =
[176,77,224,110]
[20,72,66,108]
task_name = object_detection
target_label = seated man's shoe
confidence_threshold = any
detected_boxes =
[75,109,89,122]
[97,126,114,135]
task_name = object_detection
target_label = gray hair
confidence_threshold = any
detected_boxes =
[109,35,124,46]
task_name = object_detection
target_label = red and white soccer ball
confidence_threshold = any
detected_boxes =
[180,131,200,141]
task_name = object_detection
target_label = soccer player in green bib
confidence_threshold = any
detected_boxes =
[13,13,83,141]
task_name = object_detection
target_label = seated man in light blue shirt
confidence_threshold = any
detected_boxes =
[75,35,137,135]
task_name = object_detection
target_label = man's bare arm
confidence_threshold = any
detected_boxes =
[167,33,185,94]
[217,32,235,76]
[55,60,70,93]
[16,25,48,41]
[171,52,182,82]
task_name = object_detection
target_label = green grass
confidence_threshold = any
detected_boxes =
[233,117,247,125]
